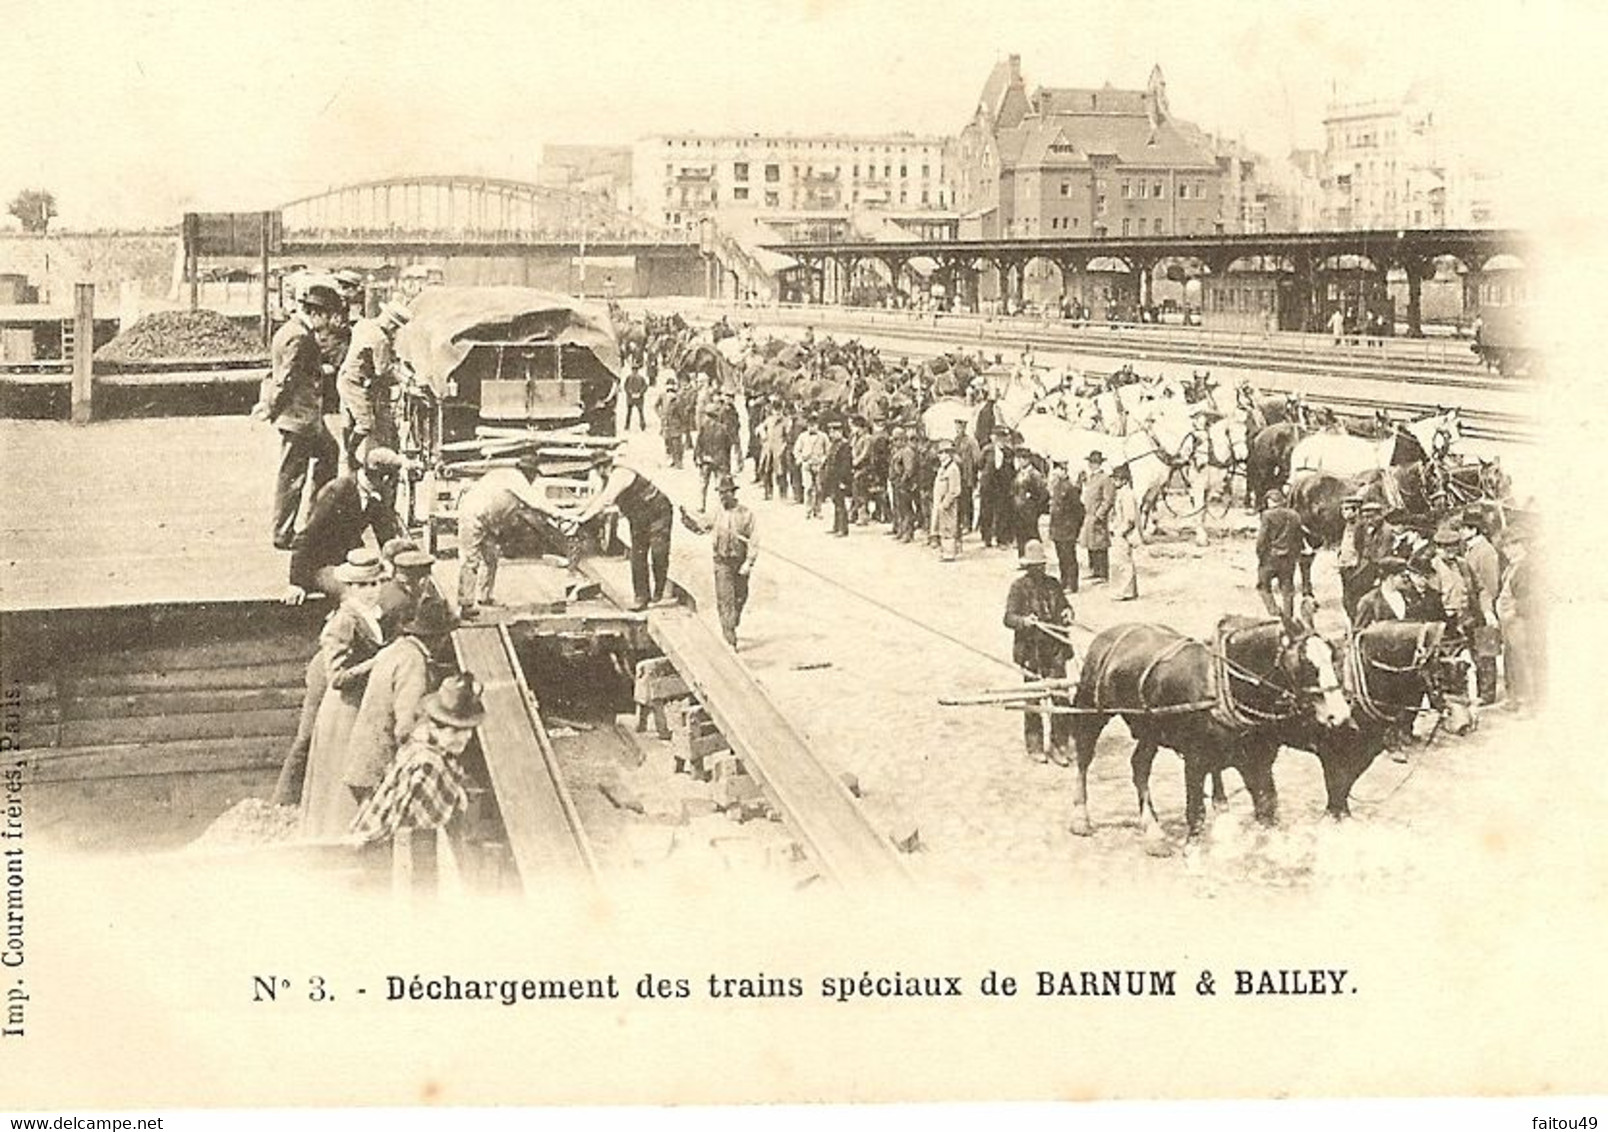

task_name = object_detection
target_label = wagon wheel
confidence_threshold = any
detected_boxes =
[1156,465,1190,518]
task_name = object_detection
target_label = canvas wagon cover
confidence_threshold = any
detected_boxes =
[393,286,621,395]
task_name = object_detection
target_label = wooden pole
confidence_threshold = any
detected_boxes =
[260,210,272,350]
[70,283,94,424]
[188,249,199,311]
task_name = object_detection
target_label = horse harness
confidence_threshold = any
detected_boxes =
[1081,623,1328,729]
[1343,622,1440,724]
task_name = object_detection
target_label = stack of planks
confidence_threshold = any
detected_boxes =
[439,425,624,478]
[3,602,325,851]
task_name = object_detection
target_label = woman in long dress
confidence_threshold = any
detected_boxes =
[300,554,388,839]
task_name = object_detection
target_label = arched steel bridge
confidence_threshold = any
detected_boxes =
[278,175,695,252]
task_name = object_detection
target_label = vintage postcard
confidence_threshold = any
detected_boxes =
[0,0,1601,1118]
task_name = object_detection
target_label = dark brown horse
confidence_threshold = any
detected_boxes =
[1067,618,1351,849]
[1131,622,1453,838]
[1260,620,1451,820]
[1246,421,1304,509]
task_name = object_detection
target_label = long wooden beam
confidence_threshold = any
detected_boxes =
[576,555,911,893]
[452,623,596,886]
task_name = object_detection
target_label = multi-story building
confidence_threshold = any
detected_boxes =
[536,145,634,210]
[631,132,954,232]
[951,56,1225,240]
[1318,91,1445,230]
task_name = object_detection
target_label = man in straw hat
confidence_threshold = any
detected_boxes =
[285,446,409,604]
[1003,539,1076,766]
[349,672,487,846]
[258,281,344,550]
[337,298,412,472]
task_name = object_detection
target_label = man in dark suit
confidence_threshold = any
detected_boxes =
[822,419,853,537]
[258,283,343,550]
[284,447,406,604]
[977,425,1016,548]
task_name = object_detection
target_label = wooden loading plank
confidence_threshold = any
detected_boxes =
[576,553,908,891]
[452,624,595,886]
[644,608,910,892]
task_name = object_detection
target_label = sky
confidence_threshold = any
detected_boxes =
[0,0,1595,229]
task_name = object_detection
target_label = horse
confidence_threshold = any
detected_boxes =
[1139,621,1452,832]
[1128,402,1244,545]
[1246,421,1304,509]
[1289,407,1463,481]
[1278,620,1453,819]
[1067,617,1351,849]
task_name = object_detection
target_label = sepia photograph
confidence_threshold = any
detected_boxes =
[0,0,1602,1120]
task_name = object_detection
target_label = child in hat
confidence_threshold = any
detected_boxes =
[349,673,487,845]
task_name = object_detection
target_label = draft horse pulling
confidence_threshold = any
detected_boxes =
[1067,618,1351,848]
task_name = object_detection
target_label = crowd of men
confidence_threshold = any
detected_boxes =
[631,349,1149,602]
[256,276,495,852]
[634,322,1545,741]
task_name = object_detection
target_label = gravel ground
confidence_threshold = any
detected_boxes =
[611,400,1548,898]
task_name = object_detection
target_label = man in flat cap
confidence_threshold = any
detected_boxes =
[337,299,412,473]
[569,451,676,611]
[1336,491,1367,621]
[259,282,343,550]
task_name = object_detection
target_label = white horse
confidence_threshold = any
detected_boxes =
[1129,402,1247,546]
[1289,407,1463,481]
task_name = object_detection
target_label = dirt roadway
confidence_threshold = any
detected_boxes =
[611,408,1548,898]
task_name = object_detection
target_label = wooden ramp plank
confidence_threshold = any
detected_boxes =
[452,623,595,886]
[577,554,909,893]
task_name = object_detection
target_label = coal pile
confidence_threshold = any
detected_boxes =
[96,309,264,363]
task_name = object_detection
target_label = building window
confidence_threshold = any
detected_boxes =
[665,164,672,177]
[734,162,749,181]
[1121,180,1131,199]
[900,165,907,178]
[1072,217,1080,229]
[733,187,749,201]
[765,164,780,183]
[921,189,929,204]
[853,164,860,178]
[921,164,929,178]
[764,191,779,207]
[1152,181,1163,199]
[899,190,907,203]
[1097,194,1106,216]
[1121,218,1130,236]
[1153,218,1163,235]
[1059,182,1070,197]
